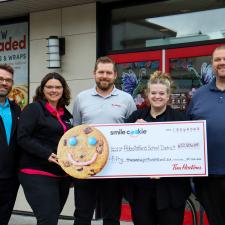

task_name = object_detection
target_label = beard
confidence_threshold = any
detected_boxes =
[0,85,12,98]
[96,79,114,91]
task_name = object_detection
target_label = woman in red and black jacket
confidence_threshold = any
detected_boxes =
[17,73,73,225]
[126,71,191,225]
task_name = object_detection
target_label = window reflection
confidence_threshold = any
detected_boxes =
[111,0,225,50]
[170,56,214,110]
[146,8,225,47]
[115,61,160,108]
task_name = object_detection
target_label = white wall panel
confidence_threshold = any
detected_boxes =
[30,39,57,83]
[62,33,96,80]
[62,3,96,35]
[30,9,61,40]
[68,78,95,110]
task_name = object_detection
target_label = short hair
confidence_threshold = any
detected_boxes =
[33,72,71,107]
[94,56,117,73]
[0,63,14,76]
[212,45,225,59]
[147,71,171,94]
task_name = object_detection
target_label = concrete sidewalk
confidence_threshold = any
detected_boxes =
[9,214,72,225]
[9,214,133,225]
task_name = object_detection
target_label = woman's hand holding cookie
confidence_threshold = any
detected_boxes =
[135,119,146,123]
[48,153,59,165]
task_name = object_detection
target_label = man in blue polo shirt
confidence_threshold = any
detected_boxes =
[0,64,21,225]
[187,45,225,225]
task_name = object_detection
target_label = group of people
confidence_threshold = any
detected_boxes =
[0,45,225,225]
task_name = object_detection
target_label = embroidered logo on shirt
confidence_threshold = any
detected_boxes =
[112,104,122,107]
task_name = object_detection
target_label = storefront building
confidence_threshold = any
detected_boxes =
[0,0,224,220]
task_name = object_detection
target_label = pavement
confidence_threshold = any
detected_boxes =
[9,214,72,225]
[9,214,133,225]
[10,187,133,225]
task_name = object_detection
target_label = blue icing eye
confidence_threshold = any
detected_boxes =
[69,136,77,146]
[88,137,97,145]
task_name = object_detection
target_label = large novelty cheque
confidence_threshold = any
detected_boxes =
[57,121,207,179]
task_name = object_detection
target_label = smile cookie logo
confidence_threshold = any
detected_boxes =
[110,128,147,137]
[127,128,147,137]
[57,125,109,179]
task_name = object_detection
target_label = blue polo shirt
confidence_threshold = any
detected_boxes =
[187,79,225,175]
[0,98,12,145]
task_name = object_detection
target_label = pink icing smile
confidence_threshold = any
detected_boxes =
[67,152,98,166]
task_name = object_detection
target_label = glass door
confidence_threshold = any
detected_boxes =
[109,43,224,110]
[165,43,224,110]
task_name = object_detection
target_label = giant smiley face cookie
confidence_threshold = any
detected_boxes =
[57,125,109,179]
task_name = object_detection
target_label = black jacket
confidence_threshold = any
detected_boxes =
[0,100,21,178]
[17,100,73,176]
[126,106,191,210]
[126,106,186,123]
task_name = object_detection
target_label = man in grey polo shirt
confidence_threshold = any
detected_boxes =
[73,56,136,225]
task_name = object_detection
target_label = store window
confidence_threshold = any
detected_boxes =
[115,60,160,108]
[110,0,225,51]
[169,55,213,110]
[109,44,221,110]
[0,19,29,109]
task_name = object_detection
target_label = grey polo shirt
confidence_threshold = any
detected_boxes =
[73,87,136,125]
